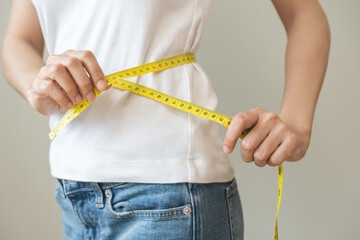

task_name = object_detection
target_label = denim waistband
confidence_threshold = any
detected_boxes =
[57,178,130,208]
[57,179,127,194]
[56,177,235,209]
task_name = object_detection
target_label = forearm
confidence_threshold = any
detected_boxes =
[2,37,44,102]
[278,6,330,140]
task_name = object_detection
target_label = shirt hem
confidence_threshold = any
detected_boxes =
[50,159,235,184]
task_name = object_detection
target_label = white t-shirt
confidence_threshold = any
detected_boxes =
[31,0,235,183]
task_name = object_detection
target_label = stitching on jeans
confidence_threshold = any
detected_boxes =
[193,184,200,238]
[92,183,103,207]
[55,183,65,198]
[188,183,196,240]
[87,191,97,226]
[226,186,235,240]
[104,188,193,221]
[86,191,92,225]
[228,187,238,198]
[66,188,94,195]
[114,212,189,220]
[103,183,135,192]
[100,183,125,190]
[110,207,190,218]
[227,179,238,198]
[58,180,67,198]
[131,212,187,219]
[108,202,192,220]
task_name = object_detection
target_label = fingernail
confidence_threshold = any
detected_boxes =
[97,80,107,90]
[223,145,231,154]
[86,91,95,101]
[75,94,83,104]
[67,102,74,109]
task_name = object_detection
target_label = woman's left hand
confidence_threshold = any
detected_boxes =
[223,107,311,167]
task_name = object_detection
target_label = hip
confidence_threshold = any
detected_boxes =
[55,177,244,240]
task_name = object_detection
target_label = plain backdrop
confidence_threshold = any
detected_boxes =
[1,0,359,239]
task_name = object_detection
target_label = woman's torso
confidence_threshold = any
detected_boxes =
[32,0,235,183]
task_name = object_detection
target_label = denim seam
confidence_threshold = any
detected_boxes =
[107,183,137,191]
[109,206,191,218]
[226,186,235,240]
[65,188,94,195]
[106,191,192,219]
[56,179,66,197]
[131,212,187,219]
[100,183,125,189]
[56,182,65,198]
[86,191,97,226]
[110,211,190,220]
[227,179,238,198]
[228,188,238,198]
[188,183,196,240]
[92,183,104,208]
[193,184,201,239]
[105,187,193,222]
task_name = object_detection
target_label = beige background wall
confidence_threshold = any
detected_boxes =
[1,0,359,239]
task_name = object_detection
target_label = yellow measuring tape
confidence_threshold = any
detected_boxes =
[48,53,283,239]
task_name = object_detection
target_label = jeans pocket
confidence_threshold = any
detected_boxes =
[104,183,193,220]
[226,178,244,240]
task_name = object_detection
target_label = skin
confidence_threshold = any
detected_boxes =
[2,0,111,116]
[2,0,330,167]
[223,0,330,167]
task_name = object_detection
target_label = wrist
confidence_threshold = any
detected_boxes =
[279,112,312,145]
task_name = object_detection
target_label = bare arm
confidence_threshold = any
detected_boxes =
[273,0,331,141]
[2,0,45,100]
[223,0,330,167]
[2,0,110,116]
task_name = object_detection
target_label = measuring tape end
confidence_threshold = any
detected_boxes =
[48,132,56,141]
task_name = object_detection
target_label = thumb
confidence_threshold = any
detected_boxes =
[223,110,259,153]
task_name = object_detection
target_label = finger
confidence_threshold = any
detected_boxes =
[47,64,82,104]
[66,50,108,91]
[37,79,73,109]
[32,67,50,98]
[253,129,283,167]
[268,131,304,165]
[105,83,112,90]
[48,54,95,102]
[240,118,273,163]
[267,140,289,167]
[223,110,259,154]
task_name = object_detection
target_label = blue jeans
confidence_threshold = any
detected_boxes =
[55,177,244,240]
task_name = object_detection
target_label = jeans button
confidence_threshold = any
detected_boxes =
[183,206,192,215]
[105,189,111,197]
[67,180,77,185]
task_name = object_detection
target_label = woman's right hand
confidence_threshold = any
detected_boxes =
[27,49,111,115]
